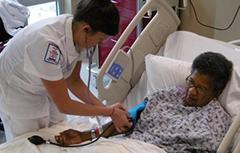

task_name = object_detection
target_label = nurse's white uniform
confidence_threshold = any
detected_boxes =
[0,14,85,141]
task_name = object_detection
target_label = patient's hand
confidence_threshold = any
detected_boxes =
[55,129,83,145]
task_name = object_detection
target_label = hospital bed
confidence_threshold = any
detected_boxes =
[96,0,240,152]
[0,0,239,152]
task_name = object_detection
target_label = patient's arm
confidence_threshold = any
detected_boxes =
[55,121,128,145]
[55,100,147,145]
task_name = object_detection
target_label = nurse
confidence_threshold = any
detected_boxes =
[0,0,131,141]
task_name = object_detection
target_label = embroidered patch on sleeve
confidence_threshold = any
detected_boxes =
[44,43,61,65]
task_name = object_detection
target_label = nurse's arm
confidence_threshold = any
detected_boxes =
[42,78,132,132]
[41,78,112,116]
[66,62,103,106]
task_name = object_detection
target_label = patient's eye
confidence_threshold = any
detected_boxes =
[185,76,195,86]
[186,76,208,96]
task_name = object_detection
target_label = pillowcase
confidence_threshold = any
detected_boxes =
[145,54,240,117]
[145,54,190,93]
[124,72,148,109]
[219,68,240,116]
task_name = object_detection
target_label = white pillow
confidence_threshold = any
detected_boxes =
[124,72,148,109]
[219,68,240,116]
[145,54,190,94]
[145,54,240,117]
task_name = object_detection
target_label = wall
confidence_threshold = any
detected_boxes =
[18,0,54,6]
[69,0,80,14]
[179,0,240,42]
[60,0,80,14]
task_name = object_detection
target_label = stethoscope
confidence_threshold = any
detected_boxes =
[86,45,105,135]
[86,45,96,91]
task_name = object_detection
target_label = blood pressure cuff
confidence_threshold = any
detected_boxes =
[125,98,148,135]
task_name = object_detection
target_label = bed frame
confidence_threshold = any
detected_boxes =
[96,0,240,152]
[96,0,180,104]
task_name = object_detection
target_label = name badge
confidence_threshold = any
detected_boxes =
[44,43,61,65]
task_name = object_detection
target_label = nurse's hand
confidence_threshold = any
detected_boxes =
[111,102,128,112]
[110,105,131,133]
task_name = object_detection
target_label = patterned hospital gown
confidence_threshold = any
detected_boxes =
[129,86,231,153]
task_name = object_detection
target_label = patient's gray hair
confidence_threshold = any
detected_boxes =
[191,52,233,97]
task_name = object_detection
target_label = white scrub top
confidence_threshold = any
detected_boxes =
[0,14,85,119]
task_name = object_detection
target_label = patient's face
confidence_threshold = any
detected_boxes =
[183,70,215,107]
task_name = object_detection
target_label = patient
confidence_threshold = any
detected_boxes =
[55,52,233,153]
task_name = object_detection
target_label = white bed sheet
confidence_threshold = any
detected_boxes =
[0,117,166,153]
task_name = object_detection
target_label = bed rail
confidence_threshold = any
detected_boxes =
[217,113,240,153]
[96,0,180,105]
[229,39,240,46]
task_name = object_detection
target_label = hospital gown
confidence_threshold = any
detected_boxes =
[129,86,231,153]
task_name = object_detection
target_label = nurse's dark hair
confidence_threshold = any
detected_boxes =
[74,0,119,35]
[191,52,233,97]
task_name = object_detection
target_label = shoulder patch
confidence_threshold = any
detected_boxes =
[44,43,61,65]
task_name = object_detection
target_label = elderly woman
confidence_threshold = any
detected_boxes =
[55,52,233,153]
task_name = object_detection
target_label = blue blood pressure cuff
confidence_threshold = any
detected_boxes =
[127,98,148,132]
